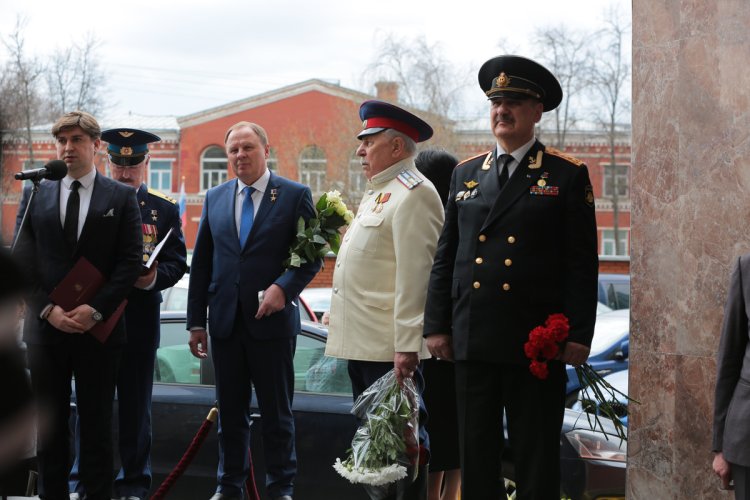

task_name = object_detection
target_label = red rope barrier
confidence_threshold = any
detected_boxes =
[244,450,260,500]
[150,407,218,500]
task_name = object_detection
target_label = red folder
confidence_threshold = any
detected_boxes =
[49,256,127,343]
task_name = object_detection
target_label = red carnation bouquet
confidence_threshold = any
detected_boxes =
[524,313,570,379]
[524,313,636,442]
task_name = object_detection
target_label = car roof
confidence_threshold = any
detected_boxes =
[590,309,629,357]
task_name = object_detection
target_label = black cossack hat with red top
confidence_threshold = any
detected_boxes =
[357,100,433,143]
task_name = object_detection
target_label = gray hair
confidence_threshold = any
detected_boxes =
[383,129,416,155]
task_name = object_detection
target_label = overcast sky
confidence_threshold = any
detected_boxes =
[1,0,630,120]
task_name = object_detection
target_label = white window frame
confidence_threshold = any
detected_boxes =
[298,145,327,195]
[201,146,228,191]
[601,228,630,256]
[602,163,630,198]
[149,158,175,193]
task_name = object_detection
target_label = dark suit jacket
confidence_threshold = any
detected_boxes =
[14,172,143,345]
[124,184,187,349]
[713,254,750,467]
[424,140,599,364]
[187,174,322,340]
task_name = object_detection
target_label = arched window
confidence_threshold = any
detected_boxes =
[267,147,278,173]
[298,145,327,195]
[201,146,228,191]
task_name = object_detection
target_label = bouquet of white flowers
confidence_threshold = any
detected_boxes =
[333,371,420,489]
[285,190,354,269]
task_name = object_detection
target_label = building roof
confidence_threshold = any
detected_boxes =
[177,79,374,129]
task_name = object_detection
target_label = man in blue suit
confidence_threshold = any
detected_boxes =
[187,121,322,500]
[69,128,188,500]
[14,111,143,500]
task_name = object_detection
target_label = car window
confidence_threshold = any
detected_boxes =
[298,299,314,322]
[612,283,630,309]
[295,334,351,396]
[154,320,201,385]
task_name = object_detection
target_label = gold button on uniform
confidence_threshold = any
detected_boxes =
[507,236,516,244]
[475,257,483,264]
[478,234,487,242]
[502,283,511,291]
[504,259,512,267]
[473,281,481,289]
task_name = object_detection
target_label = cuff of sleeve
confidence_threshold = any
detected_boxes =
[39,303,54,320]
[143,272,158,291]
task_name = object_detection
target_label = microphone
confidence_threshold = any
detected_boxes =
[15,160,68,181]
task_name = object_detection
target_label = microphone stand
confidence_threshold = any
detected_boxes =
[10,178,43,255]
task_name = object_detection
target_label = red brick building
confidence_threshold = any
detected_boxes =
[1,79,630,279]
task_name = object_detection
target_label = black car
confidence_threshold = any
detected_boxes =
[149,311,365,499]
[139,310,626,500]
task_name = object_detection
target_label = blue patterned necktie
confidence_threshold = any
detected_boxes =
[239,186,255,246]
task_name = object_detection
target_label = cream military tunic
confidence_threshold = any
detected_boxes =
[325,157,444,362]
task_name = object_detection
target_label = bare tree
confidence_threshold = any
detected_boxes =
[46,32,106,118]
[362,34,472,154]
[2,16,45,166]
[591,7,631,256]
[532,25,595,148]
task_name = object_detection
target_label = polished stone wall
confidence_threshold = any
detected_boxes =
[630,0,750,497]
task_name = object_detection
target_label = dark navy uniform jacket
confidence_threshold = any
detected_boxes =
[127,183,187,349]
[424,140,599,364]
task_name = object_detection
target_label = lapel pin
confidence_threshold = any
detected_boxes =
[270,188,278,202]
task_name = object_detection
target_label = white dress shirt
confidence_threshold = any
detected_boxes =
[234,169,270,237]
[59,168,97,240]
[496,136,537,179]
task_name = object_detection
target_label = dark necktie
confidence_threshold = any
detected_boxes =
[239,186,255,246]
[498,154,513,191]
[64,180,81,251]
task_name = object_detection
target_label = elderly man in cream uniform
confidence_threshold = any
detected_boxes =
[326,100,443,499]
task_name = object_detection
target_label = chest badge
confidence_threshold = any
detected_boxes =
[373,192,391,213]
[464,180,479,189]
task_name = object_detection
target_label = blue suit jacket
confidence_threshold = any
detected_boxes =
[14,172,143,345]
[187,174,322,340]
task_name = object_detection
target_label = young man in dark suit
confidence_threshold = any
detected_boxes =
[68,128,187,500]
[14,111,143,500]
[187,121,321,500]
[423,56,599,499]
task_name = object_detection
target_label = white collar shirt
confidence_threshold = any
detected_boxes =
[59,168,97,239]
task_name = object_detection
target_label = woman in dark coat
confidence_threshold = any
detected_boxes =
[415,149,461,500]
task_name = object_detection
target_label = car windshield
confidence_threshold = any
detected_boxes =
[589,309,629,357]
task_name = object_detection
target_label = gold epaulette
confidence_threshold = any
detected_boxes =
[457,150,492,168]
[148,187,177,204]
[544,147,585,167]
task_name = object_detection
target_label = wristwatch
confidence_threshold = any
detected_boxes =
[91,308,103,322]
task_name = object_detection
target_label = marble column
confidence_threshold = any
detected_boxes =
[630,0,750,497]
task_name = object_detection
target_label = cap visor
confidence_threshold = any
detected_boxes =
[357,127,387,140]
